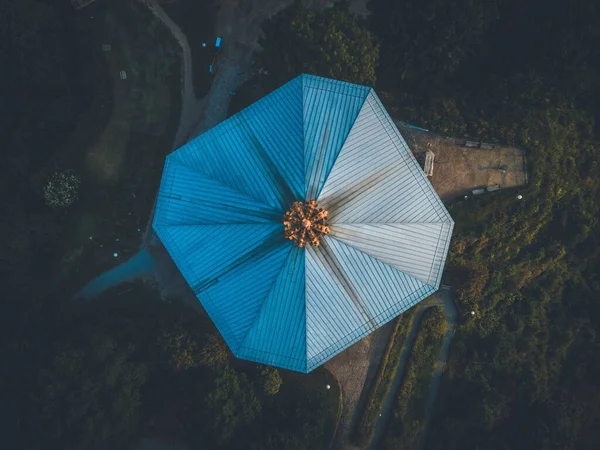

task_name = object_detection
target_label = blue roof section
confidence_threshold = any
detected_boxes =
[153,74,454,373]
[199,241,292,351]
[237,245,307,372]
[237,76,305,200]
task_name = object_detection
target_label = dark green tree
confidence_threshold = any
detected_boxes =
[198,333,229,371]
[257,366,283,396]
[201,368,262,446]
[27,332,147,450]
[368,0,499,90]
[259,1,379,86]
[157,325,199,372]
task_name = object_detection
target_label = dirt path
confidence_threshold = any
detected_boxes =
[191,0,300,136]
[327,321,396,450]
[147,1,205,148]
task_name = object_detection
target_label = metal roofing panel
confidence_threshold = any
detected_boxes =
[153,75,454,373]
[154,159,280,226]
[237,245,307,372]
[305,237,436,371]
[198,242,293,350]
[318,91,451,224]
[156,224,282,293]
[302,75,370,200]
[169,116,286,210]
[329,223,453,286]
[238,76,305,200]
[305,243,373,367]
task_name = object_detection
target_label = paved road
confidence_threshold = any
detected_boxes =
[367,290,458,450]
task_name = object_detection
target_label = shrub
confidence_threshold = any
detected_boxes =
[258,367,283,396]
[43,170,81,208]
[198,333,229,371]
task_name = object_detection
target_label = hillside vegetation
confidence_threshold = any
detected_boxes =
[367,0,600,448]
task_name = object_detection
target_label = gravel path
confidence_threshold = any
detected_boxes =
[327,321,396,450]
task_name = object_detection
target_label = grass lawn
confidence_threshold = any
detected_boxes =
[83,28,132,184]
[54,0,181,294]
[163,0,218,99]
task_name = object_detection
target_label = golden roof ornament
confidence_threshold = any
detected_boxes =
[283,200,330,247]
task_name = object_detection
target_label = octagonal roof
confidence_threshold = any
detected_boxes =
[153,74,454,373]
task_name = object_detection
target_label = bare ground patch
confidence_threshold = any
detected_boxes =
[399,125,527,203]
[327,321,396,450]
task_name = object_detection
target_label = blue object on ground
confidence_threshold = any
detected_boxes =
[215,37,222,48]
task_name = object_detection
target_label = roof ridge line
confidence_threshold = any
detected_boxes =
[328,220,454,226]
[314,87,373,201]
[167,157,279,213]
[324,234,438,289]
[235,244,297,355]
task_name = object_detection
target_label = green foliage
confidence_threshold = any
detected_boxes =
[28,332,147,450]
[352,313,413,446]
[201,368,262,446]
[43,171,81,209]
[198,333,229,371]
[258,366,283,396]
[158,325,199,371]
[369,0,499,90]
[367,0,600,448]
[383,307,446,450]
[260,1,379,86]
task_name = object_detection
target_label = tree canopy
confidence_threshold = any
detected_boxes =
[366,0,600,448]
[259,1,379,86]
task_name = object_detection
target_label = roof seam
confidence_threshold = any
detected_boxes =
[307,283,436,370]
[237,244,296,352]
[325,234,437,289]
[168,157,277,212]
[315,88,373,200]
[301,74,309,373]
[366,93,444,222]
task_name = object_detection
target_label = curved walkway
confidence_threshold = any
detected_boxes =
[147,1,204,149]
[74,249,155,300]
[367,289,457,450]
